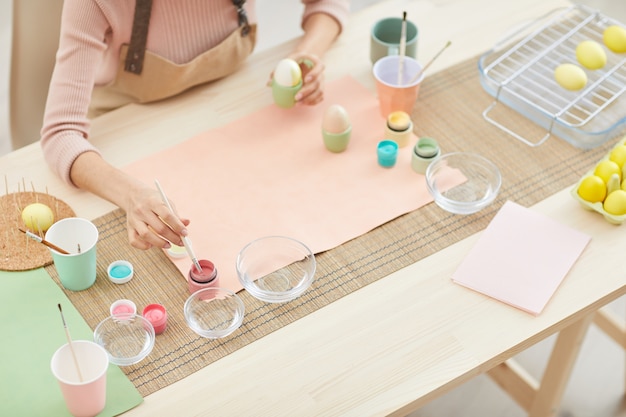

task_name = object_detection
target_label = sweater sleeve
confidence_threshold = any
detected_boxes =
[301,0,350,34]
[40,0,110,186]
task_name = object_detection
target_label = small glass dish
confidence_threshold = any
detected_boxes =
[93,314,155,366]
[426,152,501,215]
[236,236,316,303]
[184,287,245,339]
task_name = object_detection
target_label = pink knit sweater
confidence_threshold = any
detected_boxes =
[41,0,349,185]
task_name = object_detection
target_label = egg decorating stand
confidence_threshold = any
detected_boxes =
[0,178,75,271]
[478,4,626,149]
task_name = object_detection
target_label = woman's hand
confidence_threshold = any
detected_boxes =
[70,151,190,251]
[289,52,325,106]
[125,185,191,250]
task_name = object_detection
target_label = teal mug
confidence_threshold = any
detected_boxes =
[370,17,418,65]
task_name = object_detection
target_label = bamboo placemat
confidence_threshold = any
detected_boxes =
[45,56,622,397]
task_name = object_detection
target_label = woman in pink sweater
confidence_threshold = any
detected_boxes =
[41,0,348,250]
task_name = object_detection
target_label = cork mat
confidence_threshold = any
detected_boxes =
[1,191,75,271]
[45,56,623,397]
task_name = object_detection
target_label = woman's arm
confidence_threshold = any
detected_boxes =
[70,151,190,250]
[286,0,349,105]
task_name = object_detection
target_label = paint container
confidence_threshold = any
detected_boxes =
[377,140,399,168]
[411,137,441,174]
[107,260,134,284]
[166,244,188,259]
[142,304,168,335]
[384,111,413,148]
[188,259,220,294]
[110,299,137,318]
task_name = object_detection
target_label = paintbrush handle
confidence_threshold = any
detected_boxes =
[154,180,203,271]
[19,228,71,254]
[409,40,452,84]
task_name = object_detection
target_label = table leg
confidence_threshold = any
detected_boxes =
[528,314,594,417]
[592,306,626,394]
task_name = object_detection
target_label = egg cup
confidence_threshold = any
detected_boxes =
[272,79,303,109]
[322,126,352,153]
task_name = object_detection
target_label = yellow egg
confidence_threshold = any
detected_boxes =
[603,189,626,216]
[554,63,587,91]
[603,25,626,53]
[577,175,606,203]
[21,203,55,232]
[594,159,621,183]
[273,59,302,87]
[576,40,607,70]
[322,104,351,134]
[609,145,626,168]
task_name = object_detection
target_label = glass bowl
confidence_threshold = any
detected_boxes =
[425,152,501,215]
[93,314,155,366]
[184,287,245,339]
[236,236,316,303]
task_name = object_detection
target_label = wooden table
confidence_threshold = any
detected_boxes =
[3,0,625,416]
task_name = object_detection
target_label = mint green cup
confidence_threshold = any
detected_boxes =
[45,217,99,291]
[272,79,303,109]
[322,126,352,153]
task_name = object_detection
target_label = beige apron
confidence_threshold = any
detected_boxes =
[89,2,256,117]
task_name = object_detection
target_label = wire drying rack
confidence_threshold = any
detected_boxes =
[478,5,626,148]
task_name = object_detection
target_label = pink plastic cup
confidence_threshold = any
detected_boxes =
[50,340,109,417]
[373,55,424,119]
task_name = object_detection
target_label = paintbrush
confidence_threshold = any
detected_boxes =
[58,303,83,382]
[18,228,70,254]
[409,40,452,84]
[154,179,203,272]
[397,11,407,85]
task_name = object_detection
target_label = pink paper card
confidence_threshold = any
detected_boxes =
[124,75,463,292]
[452,200,591,315]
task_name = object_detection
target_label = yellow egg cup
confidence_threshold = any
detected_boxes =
[571,135,626,225]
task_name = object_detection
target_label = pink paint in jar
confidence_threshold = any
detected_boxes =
[142,304,168,335]
[187,259,219,294]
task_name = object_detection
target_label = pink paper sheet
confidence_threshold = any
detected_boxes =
[124,75,456,292]
[452,200,591,315]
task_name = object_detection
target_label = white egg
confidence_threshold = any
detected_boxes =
[322,104,351,134]
[274,59,302,87]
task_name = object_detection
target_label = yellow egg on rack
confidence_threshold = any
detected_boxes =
[603,25,626,53]
[554,63,587,91]
[575,40,607,70]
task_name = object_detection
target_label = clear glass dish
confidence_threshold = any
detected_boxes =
[236,236,316,303]
[93,314,155,366]
[426,152,501,215]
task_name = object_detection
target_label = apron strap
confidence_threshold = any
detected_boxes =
[124,0,153,74]
[124,0,248,75]
[232,0,251,37]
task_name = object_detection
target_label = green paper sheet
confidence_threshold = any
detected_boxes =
[0,268,143,416]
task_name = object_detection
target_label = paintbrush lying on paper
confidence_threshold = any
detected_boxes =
[18,228,70,254]
[154,179,203,272]
[58,303,83,382]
